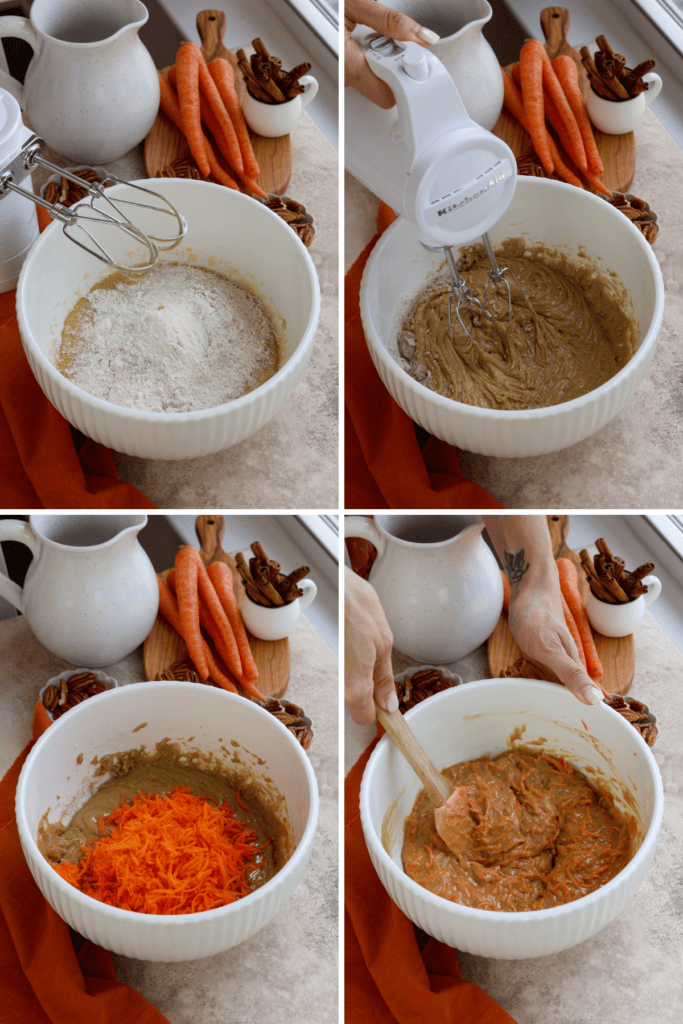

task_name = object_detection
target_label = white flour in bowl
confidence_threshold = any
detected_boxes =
[57,262,281,412]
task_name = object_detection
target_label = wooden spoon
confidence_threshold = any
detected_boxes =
[375,703,471,853]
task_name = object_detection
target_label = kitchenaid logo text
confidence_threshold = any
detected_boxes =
[437,170,507,217]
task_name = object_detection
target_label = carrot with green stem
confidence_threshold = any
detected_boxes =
[552,55,604,175]
[207,561,261,688]
[208,57,261,180]
[556,558,605,686]
[518,41,555,174]
[175,44,211,177]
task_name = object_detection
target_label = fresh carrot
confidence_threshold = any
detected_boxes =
[207,561,262,689]
[582,168,612,196]
[552,55,604,175]
[168,65,240,190]
[501,570,511,613]
[502,69,584,188]
[542,91,587,173]
[157,71,186,134]
[167,568,241,693]
[157,575,235,690]
[534,41,588,172]
[556,558,604,683]
[174,546,210,680]
[53,786,265,914]
[181,547,247,681]
[175,44,211,177]
[560,591,587,667]
[208,57,261,180]
[518,40,555,174]
[177,48,245,175]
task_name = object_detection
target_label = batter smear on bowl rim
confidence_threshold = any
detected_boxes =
[402,747,636,911]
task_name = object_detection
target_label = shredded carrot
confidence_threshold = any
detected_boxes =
[52,787,265,914]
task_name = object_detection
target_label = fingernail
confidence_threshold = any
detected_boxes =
[585,686,604,705]
[383,691,399,714]
[418,27,440,44]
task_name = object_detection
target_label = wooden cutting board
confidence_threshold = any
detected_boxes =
[492,6,635,193]
[143,515,290,698]
[487,514,634,694]
[143,8,291,195]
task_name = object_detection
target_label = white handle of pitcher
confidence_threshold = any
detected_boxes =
[642,575,661,607]
[0,17,40,109]
[343,516,385,560]
[298,577,317,611]
[0,519,40,611]
[299,75,319,109]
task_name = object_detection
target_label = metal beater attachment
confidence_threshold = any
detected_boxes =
[481,232,530,321]
[443,246,493,342]
[0,135,186,278]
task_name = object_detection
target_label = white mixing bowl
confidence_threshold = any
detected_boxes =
[16,179,320,459]
[16,681,319,962]
[360,177,664,457]
[360,679,662,959]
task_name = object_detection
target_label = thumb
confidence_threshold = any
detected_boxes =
[373,648,398,714]
[545,646,604,705]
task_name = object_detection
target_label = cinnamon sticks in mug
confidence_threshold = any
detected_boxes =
[580,37,655,101]
[238,38,312,104]
[580,538,654,604]
[236,543,310,606]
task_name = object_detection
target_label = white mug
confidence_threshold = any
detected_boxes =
[586,73,662,135]
[242,75,319,138]
[240,578,317,641]
[586,575,661,637]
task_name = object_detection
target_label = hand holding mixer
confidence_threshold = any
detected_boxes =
[345,35,530,340]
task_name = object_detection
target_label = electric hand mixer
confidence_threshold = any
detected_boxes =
[346,34,530,340]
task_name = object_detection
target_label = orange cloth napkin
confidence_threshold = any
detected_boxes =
[345,742,519,1024]
[0,207,156,509]
[0,701,168,1023]
[345,203,503,510]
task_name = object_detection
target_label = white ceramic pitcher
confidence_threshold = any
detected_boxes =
[0,0,159,163]
[0,515,159,666]
[391,0,503,130]
[344,515,503,663]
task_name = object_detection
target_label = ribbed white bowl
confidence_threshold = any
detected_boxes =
[16,179,320,459]
[360,178,664,457]
[360,679,662,959]
[16,681,319,962]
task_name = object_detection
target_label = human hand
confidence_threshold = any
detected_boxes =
[345,566,398,725]
[344,0,439,108]
[508,576,604,705]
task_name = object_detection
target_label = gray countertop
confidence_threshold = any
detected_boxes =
[30,108,339,510]
[345,106,683,508]
[344,609,683,1023]
[1,612,339,1024]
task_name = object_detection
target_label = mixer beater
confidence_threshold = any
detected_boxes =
[0,134,186,277]
[346,35,534,343]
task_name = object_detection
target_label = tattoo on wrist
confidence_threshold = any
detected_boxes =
[504,549,529,589]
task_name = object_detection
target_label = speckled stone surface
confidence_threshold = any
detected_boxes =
[1,612,338,1024]
[30,110,338,510]
[345,612,683,1023]
[345,107,683,508]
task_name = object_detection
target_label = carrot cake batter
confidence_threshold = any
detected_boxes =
[402,748,636,912]
[397,240,637,410]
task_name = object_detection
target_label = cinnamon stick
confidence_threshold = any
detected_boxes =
[629,562,655,584]
[595,538,615,561]
[251,541,270,564]
[588,578,618,604]
[283,565,310,587]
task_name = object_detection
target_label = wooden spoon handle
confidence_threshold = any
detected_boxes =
[375,703,452,807]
